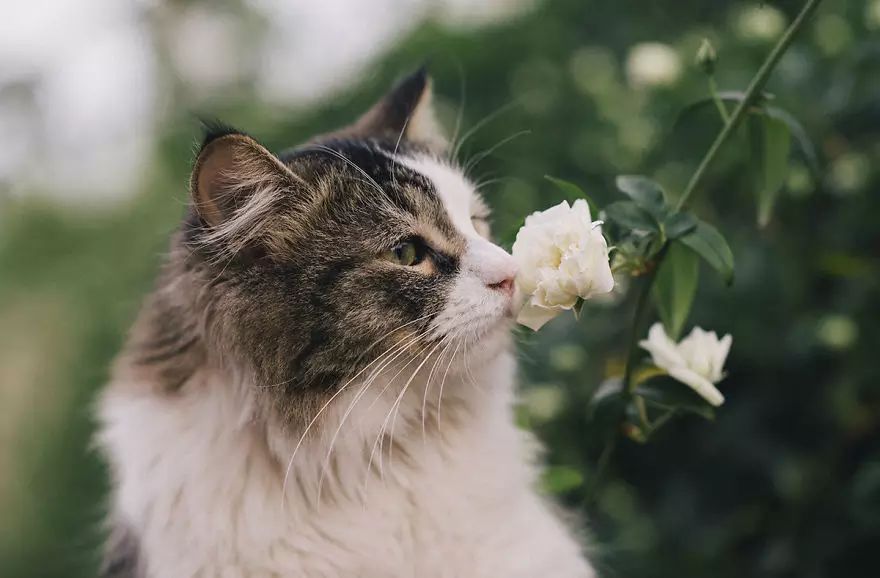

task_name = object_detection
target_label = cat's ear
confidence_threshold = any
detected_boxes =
[190,127,299,228]
[345,67,447,152]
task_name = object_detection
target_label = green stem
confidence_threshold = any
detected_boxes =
[708,77,731,124]
[588,1,823,504]
[675,0,824,211]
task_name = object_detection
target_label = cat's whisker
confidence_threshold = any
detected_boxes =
[436,338,462,435]
[281,320,433,508]
[451,98,521,162]
[386,337,447,475]
[421,337,455,442]
[314,329,436,507]
[362,340,435,487]
[462,130,531,177]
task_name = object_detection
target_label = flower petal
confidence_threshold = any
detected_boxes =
[667,366,726,407]
[516,301,561,331]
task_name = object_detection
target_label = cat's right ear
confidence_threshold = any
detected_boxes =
[190,127,300,229]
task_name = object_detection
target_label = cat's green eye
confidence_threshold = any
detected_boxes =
[383,240,425,267]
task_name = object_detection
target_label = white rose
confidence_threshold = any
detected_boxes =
[512,199,614,331]
[639,323,732,407]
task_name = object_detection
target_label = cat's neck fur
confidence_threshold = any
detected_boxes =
[98,345,594,577]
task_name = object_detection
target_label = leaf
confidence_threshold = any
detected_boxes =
[764,106,820,175]
[652,243,699,340]
[544,175,599,215]
[615,175,668,219]
[542,465,584,494]
[679,220,735,285]
[603,201,660,233]
[635,376,716,420]
[663,211,698,239]
[749,114,792,227]
[674,91,774,131]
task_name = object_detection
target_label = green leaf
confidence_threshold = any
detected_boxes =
[652,243,699,340]
[749,114,792,227]
[603,201,659,233]
[544,175,599,215]
[679,220,735,285]
[663,211,698,239]
[542,466,584,494]
[635,376,716,420]
[615,175,667,219]
[674,91,774,131]
[764,106,819,175]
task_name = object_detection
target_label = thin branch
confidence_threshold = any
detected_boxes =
[675,0,825,211]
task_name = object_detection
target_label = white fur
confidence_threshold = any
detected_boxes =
[97,155,595,578]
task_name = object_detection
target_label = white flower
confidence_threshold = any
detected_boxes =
[625,42,682,89]
[512,199,614,331]
[639,323,732,407]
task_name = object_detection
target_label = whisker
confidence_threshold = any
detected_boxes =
[314,329,433,507]
[451,98,521,162]
[462,130,531,177]
[436,338,462,433]
[280,318,432,507]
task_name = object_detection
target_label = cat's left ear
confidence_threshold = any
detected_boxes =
[344,67,447,153]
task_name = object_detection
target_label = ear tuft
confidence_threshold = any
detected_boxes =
[198,119,244,150]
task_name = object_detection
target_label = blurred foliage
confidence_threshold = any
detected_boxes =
[2,0,879,576]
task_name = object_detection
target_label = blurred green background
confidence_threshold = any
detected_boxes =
[1,0,879,576]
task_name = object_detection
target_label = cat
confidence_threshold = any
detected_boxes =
[96,68,596,578]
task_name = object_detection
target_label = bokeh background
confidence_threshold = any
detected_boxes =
[2,0,879,576]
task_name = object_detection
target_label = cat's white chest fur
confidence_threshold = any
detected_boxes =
[98,351,594,578]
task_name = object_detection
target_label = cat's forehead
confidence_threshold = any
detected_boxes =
[283,138,481,247]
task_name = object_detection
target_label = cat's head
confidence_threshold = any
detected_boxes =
[181,69,517,409]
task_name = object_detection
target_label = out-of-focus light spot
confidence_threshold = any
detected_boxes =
[813,14,853,56]
[509,59,561,116]
[816,314,858,350]
[785,163,814,198]
[0,95,35,188]
[34,25,157,202]
[568,47,618,96]
[625,43,682,89]
[549,344,585,372]
[735,5,787,42]
[522,384,565,422]
[827,152,870,195]
[170,6,246,96]
[867,0,880,30]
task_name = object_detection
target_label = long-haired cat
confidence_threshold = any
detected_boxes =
[96,69,595,578]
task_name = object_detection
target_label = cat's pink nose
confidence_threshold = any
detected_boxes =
[488,276,515,297]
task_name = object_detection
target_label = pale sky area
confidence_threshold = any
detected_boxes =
[0,0,533,204]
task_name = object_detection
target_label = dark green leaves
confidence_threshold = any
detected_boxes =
[653,243,699,340]
[663,211,698,239]
[679,221,735,285]
[603,201,659,233]
[542,466,584,494]
[615,175,667,219]
[749,114,792,227]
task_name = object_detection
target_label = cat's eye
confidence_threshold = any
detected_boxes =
[382,239,426,267]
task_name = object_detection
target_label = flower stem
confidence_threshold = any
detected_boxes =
[708,77,730,124]
[589,1,823,505]
[675,0,824,211]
